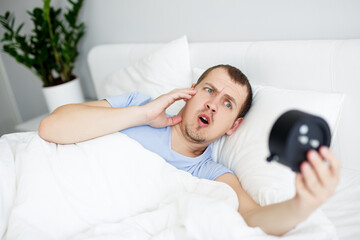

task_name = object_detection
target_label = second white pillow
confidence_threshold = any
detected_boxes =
[104,36,192,115]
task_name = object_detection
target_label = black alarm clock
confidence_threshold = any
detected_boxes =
[266,110,331,172]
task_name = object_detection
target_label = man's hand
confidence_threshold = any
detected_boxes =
[217,146,340,236]
[142,88,197,128]
[294,146,340,214]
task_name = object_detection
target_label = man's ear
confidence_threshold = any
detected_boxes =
[226,117,243,135]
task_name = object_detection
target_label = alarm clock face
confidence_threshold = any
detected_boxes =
[285,119,330,172]
[267,110,331,172]
[297,123,320,149]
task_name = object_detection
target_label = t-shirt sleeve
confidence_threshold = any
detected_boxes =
[105,92,152,108]
[197,161,234,181]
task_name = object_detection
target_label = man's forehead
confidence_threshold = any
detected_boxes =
[201,68,243,89]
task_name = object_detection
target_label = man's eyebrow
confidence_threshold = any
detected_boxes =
[205,83,238,108]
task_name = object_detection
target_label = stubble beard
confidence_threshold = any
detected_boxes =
[184,124,206,143]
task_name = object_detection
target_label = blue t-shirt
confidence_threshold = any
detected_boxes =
[106,92,233,180]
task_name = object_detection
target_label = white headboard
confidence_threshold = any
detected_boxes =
[87,39,360,171]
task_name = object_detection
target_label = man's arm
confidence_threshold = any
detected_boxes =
[39,88,196,144]
[216,146,339,236]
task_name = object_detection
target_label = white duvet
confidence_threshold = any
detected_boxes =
[0,132,337,240]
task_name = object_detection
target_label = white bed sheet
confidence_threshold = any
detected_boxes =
[321,168,360,240]
[0,132,340,240]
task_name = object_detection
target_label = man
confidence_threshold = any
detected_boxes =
[39,64,339,236]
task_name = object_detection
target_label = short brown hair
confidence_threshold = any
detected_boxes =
[196,64,252,118]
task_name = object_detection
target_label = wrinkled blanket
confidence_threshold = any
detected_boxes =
[0,132,337,240]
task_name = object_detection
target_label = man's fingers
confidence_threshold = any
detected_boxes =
[300,161,322,197]
[145,88,196,128]
[167,115,182,126]
[295,147,340,213]
[160,88,197,108]
[168,88,197,95]
[297,147,340,206]
[319,146,340,179]
[169,88,197,100]
[307,150,330,186]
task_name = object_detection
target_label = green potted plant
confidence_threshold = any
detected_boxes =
[0,0,85,112]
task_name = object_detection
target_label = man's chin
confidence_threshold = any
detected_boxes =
[184,126,206,143]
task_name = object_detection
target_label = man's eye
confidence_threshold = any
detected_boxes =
[225,101,232,109]
[205,88,213,93]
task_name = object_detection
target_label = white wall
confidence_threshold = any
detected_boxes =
[0,55,21,136]
[1,0,360,128]
[0,0,52,124]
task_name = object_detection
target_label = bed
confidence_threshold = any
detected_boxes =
[1,37,359,239]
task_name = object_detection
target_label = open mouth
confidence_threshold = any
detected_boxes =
[200,116,208,124]
[198,114,210,126]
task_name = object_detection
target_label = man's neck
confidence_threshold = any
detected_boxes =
[170,124,208,158]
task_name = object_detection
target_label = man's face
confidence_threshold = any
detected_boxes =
[179,67,248,145]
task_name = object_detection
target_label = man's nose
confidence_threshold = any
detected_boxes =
[206,99,217,113]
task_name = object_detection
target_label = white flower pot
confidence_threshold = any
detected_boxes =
[42,78,85,113]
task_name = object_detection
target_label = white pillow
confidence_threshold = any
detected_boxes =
[104,36,192,115]
[212,84,345,206]
[192,67,206,84]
